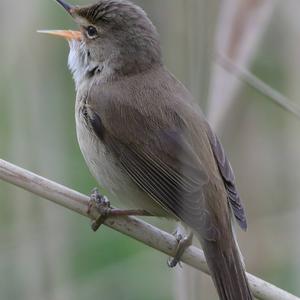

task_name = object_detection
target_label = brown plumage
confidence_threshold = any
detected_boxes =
[54,0,253,299]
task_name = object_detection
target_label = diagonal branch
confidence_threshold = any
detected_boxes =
[207,0,274,129]
[216,54,300,120]
[0,158,298,300]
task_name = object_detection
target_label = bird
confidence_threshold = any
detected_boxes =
[40,0,253,299]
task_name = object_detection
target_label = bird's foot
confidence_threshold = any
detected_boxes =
[167,230,193,268]
[88,188,112,232]
[87,188,153,232]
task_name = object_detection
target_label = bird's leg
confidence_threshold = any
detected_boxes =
[168,226,193,268]
[87,188,152,232]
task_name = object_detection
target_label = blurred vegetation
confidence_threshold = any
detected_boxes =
[0,0,300,300]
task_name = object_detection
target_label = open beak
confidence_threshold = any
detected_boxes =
[37,30,82,41]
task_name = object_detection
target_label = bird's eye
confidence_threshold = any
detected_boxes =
[86,26,98,39]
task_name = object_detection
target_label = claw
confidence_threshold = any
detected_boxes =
[168,230,193,268]
[167,256,182,268]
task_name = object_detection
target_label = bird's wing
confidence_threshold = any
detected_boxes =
[85,90,219,241]
[206,127,247,230]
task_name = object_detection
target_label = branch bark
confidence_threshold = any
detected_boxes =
[0,158,298,300]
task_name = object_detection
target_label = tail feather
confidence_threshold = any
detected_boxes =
[200,235,253,300]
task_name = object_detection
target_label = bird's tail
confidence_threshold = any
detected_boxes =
[199,234,253,300]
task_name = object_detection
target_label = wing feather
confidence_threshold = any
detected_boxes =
[206,127,247,230]
[88,102,218,241]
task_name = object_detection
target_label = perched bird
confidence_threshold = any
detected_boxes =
[40,0,253,299]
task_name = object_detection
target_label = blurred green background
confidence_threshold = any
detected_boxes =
[0,0,300,299]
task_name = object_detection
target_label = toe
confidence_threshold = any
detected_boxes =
[167,257,178,268]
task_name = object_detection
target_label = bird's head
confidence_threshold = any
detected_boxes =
[40,0,162,86]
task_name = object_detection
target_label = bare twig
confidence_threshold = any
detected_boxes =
[0,158,299,300]
[207,0,274,128]
[216,54,300,120]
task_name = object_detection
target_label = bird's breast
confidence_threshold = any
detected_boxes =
[75,98,121,193]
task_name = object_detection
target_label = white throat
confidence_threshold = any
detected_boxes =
[68,40,89,90]
[67,40,113,90]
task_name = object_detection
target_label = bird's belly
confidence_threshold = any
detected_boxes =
[75,113,167,216]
